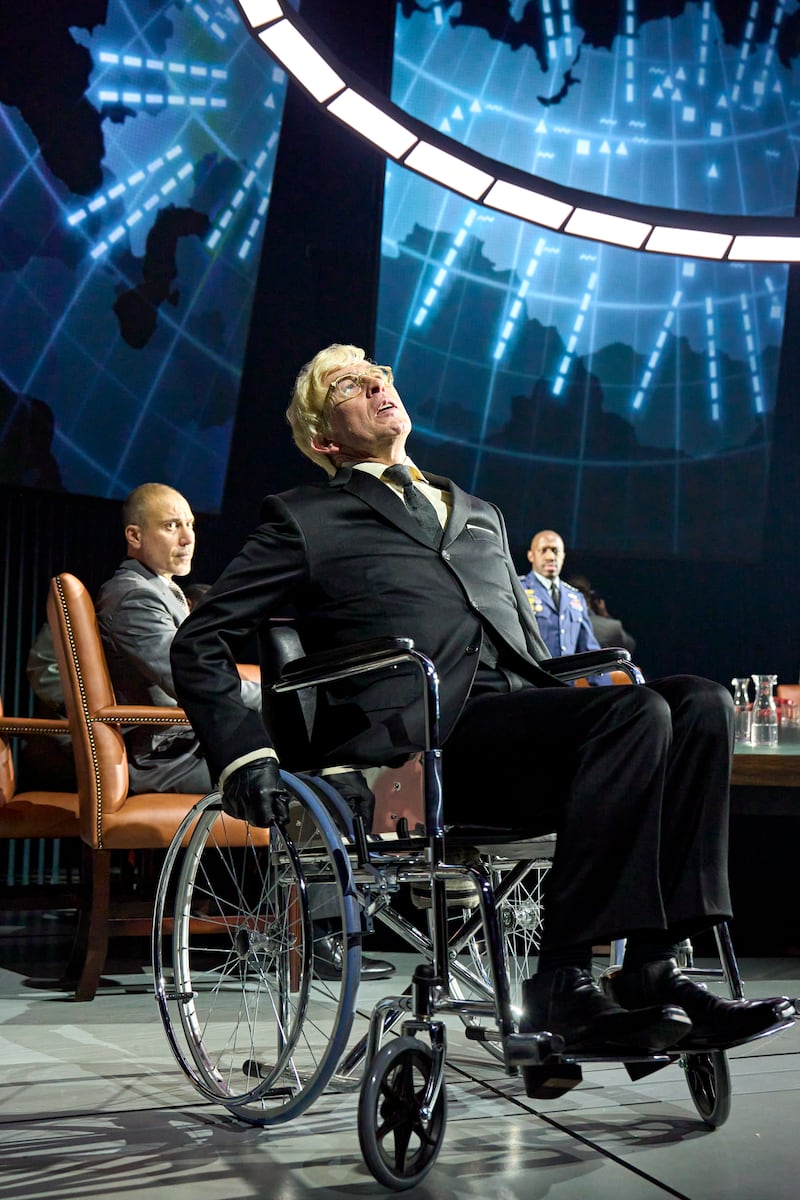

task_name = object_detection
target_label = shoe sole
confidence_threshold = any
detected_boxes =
[680,1016,794,1052]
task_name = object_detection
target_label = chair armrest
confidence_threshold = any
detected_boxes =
[91,704,192,726]
[545,647,643,684]
[0,716,70,737]
[274,636,416,692]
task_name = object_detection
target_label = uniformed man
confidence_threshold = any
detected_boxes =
[519,529,610,684]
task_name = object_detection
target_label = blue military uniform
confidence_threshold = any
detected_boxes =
[519,569,610,685]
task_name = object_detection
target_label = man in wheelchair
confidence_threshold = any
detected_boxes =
[171,342,790,1057]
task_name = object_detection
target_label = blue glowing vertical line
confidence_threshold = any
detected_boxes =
[552,271,597,398]
[469,219,532,491]
[492,239,546,361]
[631,289,683,412]
[411,208,477,327]
[624,0,636,104]
[739,290,765,414]
[560,0,574,59]
[731,0,759,105]
[704,294,720,422]
[754,0,787,106]
[541,0,557,62]
[697,0,712,88]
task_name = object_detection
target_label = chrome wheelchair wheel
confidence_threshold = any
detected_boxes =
[682,1049,732,1128]
[358,1036,447,1191]
[153,781,362,1124]
[474,852,548,1004]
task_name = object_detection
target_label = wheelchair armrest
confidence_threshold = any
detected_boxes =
[274,636,416,692]
[545,647,643,683]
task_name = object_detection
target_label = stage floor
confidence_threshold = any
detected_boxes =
[0,916,798,1200]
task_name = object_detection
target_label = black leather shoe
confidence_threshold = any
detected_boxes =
[521,967,692,1053]
[607,959,795,1050]
[312,935,395,982]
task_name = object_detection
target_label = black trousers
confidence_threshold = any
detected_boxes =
[441,676,734,948]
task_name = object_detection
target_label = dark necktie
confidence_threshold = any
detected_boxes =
[550,581,560,609]
[382,464,442,543]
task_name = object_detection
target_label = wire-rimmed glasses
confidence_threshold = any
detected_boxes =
[326,365,393,405]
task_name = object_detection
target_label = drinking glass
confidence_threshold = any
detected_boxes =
[730,677,751,744]
[750,674,778,747]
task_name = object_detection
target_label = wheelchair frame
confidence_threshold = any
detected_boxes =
[153,638,783,1190]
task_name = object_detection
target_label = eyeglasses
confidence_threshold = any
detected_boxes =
[325,364,394,405]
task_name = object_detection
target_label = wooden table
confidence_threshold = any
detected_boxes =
[731,742,800,815]
[731,743,800,787]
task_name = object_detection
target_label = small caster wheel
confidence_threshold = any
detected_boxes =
[358,1036,447,1190]
[682,1049,731,1128]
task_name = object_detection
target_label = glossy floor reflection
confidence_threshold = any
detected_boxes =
[0,915,798,1200]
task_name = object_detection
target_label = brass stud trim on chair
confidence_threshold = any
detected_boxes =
[55,574,105,851]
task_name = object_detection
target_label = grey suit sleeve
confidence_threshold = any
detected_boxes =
[104,590,182,699]
[26,623,65,711]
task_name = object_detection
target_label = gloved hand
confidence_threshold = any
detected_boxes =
[221,756,290,827]
[322,769,375,832]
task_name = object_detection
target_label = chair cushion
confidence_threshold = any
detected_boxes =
[0,794,80,839]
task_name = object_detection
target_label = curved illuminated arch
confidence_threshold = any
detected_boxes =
[236,0,800,263]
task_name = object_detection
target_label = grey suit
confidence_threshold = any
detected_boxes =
[96,558,260,793]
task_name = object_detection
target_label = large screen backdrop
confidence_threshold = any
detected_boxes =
[376,1,800,558]
[0,0,290,511]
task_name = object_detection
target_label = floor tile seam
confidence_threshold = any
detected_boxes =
[444,1059,696,1199]
[0,1099,216,1129]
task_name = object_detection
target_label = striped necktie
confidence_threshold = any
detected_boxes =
[166,580,190,617]
[382,464,442,543]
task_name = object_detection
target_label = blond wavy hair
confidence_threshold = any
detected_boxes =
[286,343,366,475]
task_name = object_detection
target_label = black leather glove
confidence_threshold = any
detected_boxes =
[221,756,290,828]
[322,769,375,832]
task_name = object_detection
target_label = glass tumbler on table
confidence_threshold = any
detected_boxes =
[731,677,751,744]
[750,674,778,747]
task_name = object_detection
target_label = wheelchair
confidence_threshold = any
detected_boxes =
[152,637,792,1190]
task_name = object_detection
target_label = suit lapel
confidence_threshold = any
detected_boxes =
[424,472,468,546]
[330,466,472,546]
[330,466,437,546]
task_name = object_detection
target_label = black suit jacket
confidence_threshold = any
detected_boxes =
[171,467,555,779]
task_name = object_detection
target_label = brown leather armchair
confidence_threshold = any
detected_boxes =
[46,571,259,1000]
[0,696,80,904]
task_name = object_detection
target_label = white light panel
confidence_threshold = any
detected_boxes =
[327,90,418,159]
[646,226,732,259]
[565,207,652,249]
[484,180,572,230]
[728,234,800,262]
[259,20,345,103]
[237,0,283,29]
[404,142,494,200]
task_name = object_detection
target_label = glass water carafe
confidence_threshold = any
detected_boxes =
[730,678,751,744]
[750,674,778,747]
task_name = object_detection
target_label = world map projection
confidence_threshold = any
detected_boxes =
[0,0,289,510]
[375,1,800,557]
